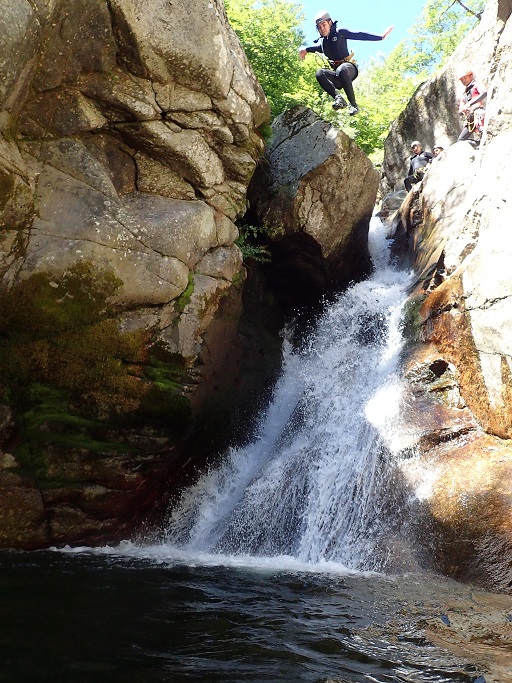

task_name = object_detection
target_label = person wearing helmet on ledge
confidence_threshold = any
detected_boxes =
[299,11,393,116]
[457,67,487,145]
[404,141,433,192]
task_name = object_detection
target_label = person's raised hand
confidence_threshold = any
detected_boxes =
[382,26,394,40]
[299,49,307,60]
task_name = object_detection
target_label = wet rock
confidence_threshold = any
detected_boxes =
[249,106,379,305]
[384,0,512,592]
[0,0,268,548]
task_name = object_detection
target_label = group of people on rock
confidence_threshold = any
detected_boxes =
[298,10,487,193]
[403,142,445,191]
[402,67,487,191]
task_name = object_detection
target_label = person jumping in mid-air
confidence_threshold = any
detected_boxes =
[299,11,393,116]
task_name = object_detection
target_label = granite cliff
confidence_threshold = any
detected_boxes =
[382,0,512,591]
[0,0,270,546]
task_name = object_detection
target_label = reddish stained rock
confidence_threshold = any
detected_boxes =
[401,259,512,591]
[383,0,512,593]
[425,432,512,591]
[401,343,478,452]
[419,276,512,439]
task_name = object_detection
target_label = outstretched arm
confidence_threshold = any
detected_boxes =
[340,26,394,41]
[299,45,321,59]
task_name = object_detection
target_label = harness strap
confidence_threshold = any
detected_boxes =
[329,51,356,68]
[465,106,485,133]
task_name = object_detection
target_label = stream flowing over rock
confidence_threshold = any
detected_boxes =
[0,0,378,548]
[1,0,511,598]
[383,0,512,592]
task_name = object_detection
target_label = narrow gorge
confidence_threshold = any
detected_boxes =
[1,1,512,679]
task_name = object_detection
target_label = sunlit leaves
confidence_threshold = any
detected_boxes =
[225,0,486,157]
[225,0,306,116]
[404,0,485,73]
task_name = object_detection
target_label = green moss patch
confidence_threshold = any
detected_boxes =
[0,262,195,485]
[0,261,150,419]
[12,384,138,486]
[138,353,191,428]
[401,293,427,344]
[173,273,194,313]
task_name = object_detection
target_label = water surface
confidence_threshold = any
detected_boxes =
[1,550,508,682]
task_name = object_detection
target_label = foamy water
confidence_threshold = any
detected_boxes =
[141,217,422,572]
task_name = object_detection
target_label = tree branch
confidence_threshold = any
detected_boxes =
[449,0,483,21]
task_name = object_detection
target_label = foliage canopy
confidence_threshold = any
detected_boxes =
[225,0,486,158]
[225,0,306,117]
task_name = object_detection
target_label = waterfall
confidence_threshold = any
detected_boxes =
[163,218,415,570]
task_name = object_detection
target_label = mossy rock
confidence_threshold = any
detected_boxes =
[0,263,194,487]
[173,272,194,313]
[402,293,427,344]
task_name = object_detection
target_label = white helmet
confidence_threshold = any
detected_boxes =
[314,10,331,25]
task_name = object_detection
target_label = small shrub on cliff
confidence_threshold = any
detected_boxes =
[257,123,273,143]
[236,224,272,263]
[236,221,285,263]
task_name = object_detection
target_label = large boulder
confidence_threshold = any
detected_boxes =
[0,0,269,548]
[387,0,512,591]
[249,106,379,304]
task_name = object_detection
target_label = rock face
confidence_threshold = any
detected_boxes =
[249,107,379,304]
[381,0,503,193]
[0,0,269,548]
[385,0,512,592]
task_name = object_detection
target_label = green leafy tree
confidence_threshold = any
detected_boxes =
[403,0,485,73]
[225,0,307,117]
[346,43,426,158]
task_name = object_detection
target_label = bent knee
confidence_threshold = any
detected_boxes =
[336,62,356,78]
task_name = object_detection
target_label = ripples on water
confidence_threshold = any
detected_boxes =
[0,549,504,682]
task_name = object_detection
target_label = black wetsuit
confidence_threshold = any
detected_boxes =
[305,21,383,106]
[404,151,433,191]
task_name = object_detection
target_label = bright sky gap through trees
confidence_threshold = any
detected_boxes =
[225,0,486,157]
[299,0,427,66]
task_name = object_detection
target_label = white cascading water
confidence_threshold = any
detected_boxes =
[162,217,415,570]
